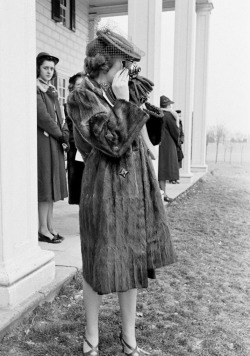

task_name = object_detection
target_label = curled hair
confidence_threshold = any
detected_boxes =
[68,72,83,92]
[36,57,57,80]
[84,38,117,79]
[84,53,114,79]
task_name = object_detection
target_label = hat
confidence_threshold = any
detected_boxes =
[36,52,59,64]
[160,95,174,108]
[176,110,181,114]
[97,30,142,62]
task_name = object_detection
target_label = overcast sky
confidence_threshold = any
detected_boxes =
[101,0,250,137]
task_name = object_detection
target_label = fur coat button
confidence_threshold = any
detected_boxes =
[119,168,129,178]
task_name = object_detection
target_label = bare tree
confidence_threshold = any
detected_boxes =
[239,138,247,164]
[214,125,227,163]
[206,127,215,158]
[229,140,234,164]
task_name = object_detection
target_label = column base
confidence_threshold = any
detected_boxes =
[180,173,194,184]
[191,164,208,173]
[0,249,55,308]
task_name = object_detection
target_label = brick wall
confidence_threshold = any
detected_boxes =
[36,0,89,78]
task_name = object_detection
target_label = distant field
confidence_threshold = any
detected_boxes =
[206,142,250,164]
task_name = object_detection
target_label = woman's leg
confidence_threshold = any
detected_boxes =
[83,278,102,353]
[118,289,137,352]
[38,201,54,239]
[159,180,166,194]
[47,201,56,235]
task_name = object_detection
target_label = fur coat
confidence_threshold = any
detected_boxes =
[37,79,68,202]
[67,77,176,295]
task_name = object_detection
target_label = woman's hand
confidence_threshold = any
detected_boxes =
[112,68,129,101]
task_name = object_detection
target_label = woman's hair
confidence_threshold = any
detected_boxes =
[36,56,57,79]
[68,72,83,92]
[84,38,117,79]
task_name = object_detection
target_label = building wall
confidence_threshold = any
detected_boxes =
[36,0,89,78]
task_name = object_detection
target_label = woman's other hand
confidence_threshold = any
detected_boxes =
[112,68,129,101]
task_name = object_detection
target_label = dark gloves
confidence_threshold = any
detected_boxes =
[129,75,154,106]
[58,135,70,152]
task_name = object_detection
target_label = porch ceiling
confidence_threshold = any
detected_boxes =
[89,0,213,16]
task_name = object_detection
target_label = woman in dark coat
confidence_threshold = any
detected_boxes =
[64,72,90,205]
[158,96,180,198]
[176,110,184,169]
[67,29,176,355]
[37,52,69,243]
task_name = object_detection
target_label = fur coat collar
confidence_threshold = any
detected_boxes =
[37,78,57,93]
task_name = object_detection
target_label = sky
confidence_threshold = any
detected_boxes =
[101,0,250,137]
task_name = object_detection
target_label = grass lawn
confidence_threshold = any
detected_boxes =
[1,162,250,356]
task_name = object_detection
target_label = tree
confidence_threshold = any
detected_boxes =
[206,127,215,158]
[214,125,227,163]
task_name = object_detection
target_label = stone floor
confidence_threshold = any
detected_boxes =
[0,171,206,339]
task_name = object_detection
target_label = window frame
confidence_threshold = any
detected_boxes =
[52,0,75,32]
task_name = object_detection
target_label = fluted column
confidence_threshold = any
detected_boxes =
[0,0,55,308]
[173,0,196,182]
[128,0,162,173]
[192,3,213,172]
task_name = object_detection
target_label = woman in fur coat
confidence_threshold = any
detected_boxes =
[67,29,176,356]
[37,52,69,243]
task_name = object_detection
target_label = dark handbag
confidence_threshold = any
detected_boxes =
[177,145,184,161]
[144,102,163,146]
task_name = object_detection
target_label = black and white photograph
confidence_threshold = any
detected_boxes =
[0,0,249,355]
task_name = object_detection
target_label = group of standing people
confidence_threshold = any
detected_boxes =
[158,95,184,202]
[36,27,177,356]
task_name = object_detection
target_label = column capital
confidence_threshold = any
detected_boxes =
[196,2,214,14]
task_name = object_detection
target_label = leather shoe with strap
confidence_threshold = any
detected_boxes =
[38,232,62,244]
[83,338,99,356]
[120,335,150,355]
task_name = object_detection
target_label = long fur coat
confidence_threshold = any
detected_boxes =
[67,77,176,295]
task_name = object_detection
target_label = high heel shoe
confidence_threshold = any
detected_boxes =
[51,232,65,241]
[38,232,62,244]
[83,338,99,356]
[120,335,140,356]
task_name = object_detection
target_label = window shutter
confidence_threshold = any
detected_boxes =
[52,0,61,22]
[70,0,76,31]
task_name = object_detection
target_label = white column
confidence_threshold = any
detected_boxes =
[89,15,101,41]
[173,0,196,182]
[191,4,213,172]
[128,0,162,173]
[0,0,55,308]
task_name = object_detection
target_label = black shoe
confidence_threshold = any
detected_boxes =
[169,180,177,184]
[51,232,65,241]
[164,195,173,203]
[38,232,62,243]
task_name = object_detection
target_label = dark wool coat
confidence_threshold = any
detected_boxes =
[64,104,87,205]
[37,81,69,202]
[158,110,180,181]
[177,120,184,168]
[67,77,176,295]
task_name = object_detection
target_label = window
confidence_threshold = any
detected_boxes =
[57,75,67,107]
[52,0,75,31]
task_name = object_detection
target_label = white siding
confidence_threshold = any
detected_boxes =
[36,0,89,78]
